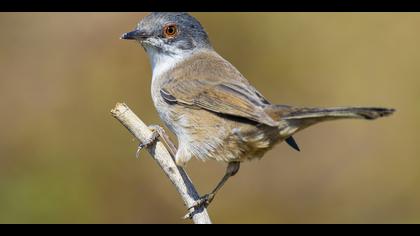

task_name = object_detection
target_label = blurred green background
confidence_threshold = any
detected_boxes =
[0,13,417,224]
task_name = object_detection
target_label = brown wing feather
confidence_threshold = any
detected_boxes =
[159,51,279,127]
[161,81,279,126]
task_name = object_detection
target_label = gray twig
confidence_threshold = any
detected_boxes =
[111,103,212,224]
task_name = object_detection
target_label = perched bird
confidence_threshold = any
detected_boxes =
[121,12,394,211]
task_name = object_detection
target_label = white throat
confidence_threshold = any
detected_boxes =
[145,46,192,80]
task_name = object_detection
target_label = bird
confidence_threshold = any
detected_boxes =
[121,12,395,212]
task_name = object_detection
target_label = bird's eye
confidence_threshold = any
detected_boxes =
[163,24,178,38]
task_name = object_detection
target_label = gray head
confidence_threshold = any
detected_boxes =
[121,12,212,55]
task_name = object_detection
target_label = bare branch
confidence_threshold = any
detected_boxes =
[111,103,212,224]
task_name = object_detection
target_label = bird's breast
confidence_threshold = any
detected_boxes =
[150,74,181,135]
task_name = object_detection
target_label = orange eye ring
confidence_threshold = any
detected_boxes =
[163,24,178,38]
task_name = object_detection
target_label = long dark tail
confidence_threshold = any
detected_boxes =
[275,106,395,137]
[284,107,394,120]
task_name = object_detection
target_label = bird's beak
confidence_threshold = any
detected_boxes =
[120,29,149,40]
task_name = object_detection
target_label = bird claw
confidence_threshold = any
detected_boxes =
[183,193,215,220]
[135,125,160,158]
[188,193,215,211]
[182,212,193,220]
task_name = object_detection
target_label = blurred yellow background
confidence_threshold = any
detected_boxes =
[0,13,417,223]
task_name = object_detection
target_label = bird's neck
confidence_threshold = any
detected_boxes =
[145,47,193,80]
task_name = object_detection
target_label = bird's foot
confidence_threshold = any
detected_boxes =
[136,125,161,158]
[183,193,215,220]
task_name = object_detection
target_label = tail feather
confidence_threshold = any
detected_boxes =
[283,107,395,121]
[274,106,395,137]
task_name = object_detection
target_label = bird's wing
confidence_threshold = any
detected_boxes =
[161,76,279,127]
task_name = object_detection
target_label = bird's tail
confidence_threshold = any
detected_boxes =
[271,106,395,137]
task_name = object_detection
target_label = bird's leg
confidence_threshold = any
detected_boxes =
[136,125,178,159]
[149,125,178,158]
[187,162,240,213]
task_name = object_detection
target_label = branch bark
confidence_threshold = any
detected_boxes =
[110,103,212,224]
